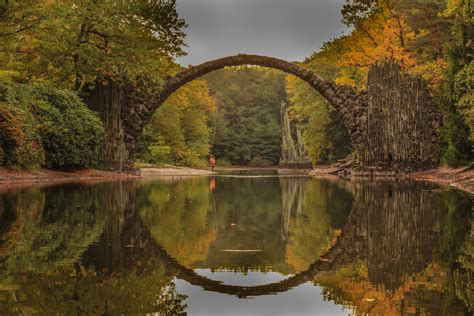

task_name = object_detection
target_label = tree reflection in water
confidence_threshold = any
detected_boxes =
[315,181,473,315]
[0,177,471,314]
[0,182,186,315]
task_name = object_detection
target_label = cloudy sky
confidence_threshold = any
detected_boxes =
[176,0,349,66]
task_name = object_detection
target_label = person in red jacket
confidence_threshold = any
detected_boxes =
[209,155,216,171]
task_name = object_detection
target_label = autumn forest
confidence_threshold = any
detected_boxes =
[0,0,472,170]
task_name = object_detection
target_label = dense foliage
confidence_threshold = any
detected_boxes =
[0,0,185,89]
[28,85,105,168]
[291,0,473,166]
[138,80,215,166]
[285,63,353,164]
[438,1,473,166]
[204,67,285,166]
[0,98,45,168]
[0,81,105,168]
[0,0,187,169]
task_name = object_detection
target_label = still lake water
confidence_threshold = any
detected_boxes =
[0,174,472,315]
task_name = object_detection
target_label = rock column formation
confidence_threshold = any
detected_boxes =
[280,101,312,168]
[364,62,441,168]
[82,79,154,169]
[82,80,129,170]
[280,101,298,162]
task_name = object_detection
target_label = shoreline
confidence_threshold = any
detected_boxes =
[0,167,215,187]
[0,165,472,195]
[310,165,474,195]
[0,168,139,188]
[407,166,474,195]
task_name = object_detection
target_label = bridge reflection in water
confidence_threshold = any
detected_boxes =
[0,176,472,314]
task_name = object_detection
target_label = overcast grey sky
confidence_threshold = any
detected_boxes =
[176,0,348,66]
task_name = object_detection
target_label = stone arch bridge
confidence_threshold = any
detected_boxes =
[84,54,440,170]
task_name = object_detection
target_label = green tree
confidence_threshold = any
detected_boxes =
[138,80,215,166]
[205,67,285,165]
[438,0,473,166]
[285,60,353,165]
[0,0,188,170]
[0,0,186,89]
[4,83,105,168]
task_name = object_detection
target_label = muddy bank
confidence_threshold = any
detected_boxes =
[0,168,138,186]
[310,165,474,195]
[309,165,343,177]
[408,166,474,195]
[0,167,216,187]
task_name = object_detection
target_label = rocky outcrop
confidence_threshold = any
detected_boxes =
[82,80,130,170]
[82,78,161,169]
[364,62,441,168]
[279,101,312,168]
[280,101,298,163]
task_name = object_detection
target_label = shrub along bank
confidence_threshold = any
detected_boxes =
[0,80,105,169]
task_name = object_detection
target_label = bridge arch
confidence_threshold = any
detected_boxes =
[89,56,440,169]
[82,189,365,298]
[151,229,356,298]
[121,54,368,163]
[154,54,364,115]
